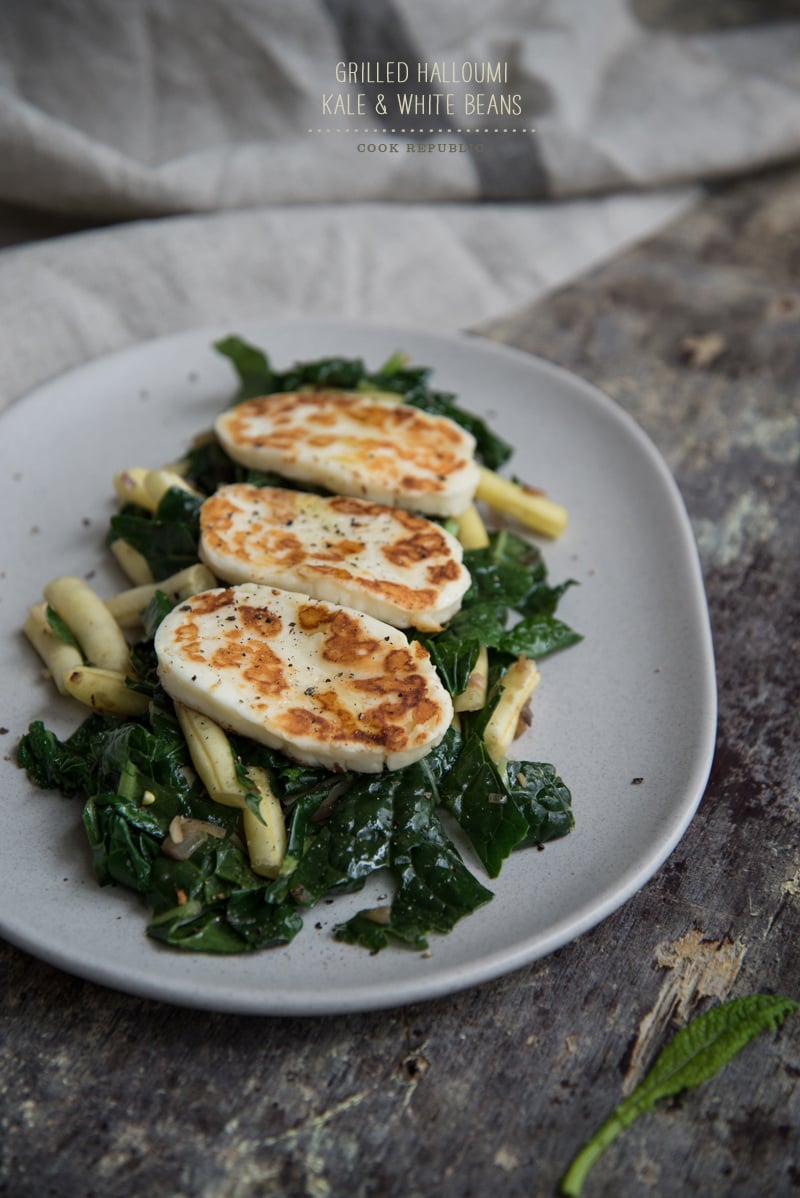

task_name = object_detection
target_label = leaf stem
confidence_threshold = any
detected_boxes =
[558,994,797,1196]
[559,1113,626,1196]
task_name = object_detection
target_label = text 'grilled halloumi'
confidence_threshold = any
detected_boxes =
[199,484,471,631]
[154,583,453,773]
[214,390,480,517]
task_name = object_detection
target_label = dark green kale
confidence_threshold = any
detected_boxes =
[18,705,302,953]
[17,673,572,954]
[108,487,202,580]
[18,715,110,798]
[45,606,83,653]
[415,528,581,699]
[212,334,513,472]
[333,731,493,950]
[182,436,317,496]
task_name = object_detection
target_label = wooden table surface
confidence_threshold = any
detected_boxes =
[2,164,798,1198]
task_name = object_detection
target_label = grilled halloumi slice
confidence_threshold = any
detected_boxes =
[198,484,471,632]
[214,390,480,517]
[154,583,453,773]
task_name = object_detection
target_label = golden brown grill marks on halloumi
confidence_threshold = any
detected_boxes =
[278,603,444,754]
[154,584,453,773]
[199,484,471,631]
[214,391,481,517]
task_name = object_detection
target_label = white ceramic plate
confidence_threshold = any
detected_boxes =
[0,320,716,1015]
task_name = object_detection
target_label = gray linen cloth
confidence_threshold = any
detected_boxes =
[1,0,799,404]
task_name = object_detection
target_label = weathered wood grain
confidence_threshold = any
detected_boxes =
[2,164,799,1198]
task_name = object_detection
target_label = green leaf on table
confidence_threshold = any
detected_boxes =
[559,993,799,1197]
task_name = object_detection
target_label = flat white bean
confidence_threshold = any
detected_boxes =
[62,666,149,716]
[109,538,154,586]
[174,703,287,877]
[105,564,217,628]
[242,767,287,879]
[483,657,541,763]
[174,702,246,807]
[23,603,83,696]
[113,467,152,510]
[43,576,132,674]
[143,469,202,509]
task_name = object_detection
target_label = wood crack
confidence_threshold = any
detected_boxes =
[622,928,748,1094]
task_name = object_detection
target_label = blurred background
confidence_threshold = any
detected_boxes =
[1,0,799,401]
